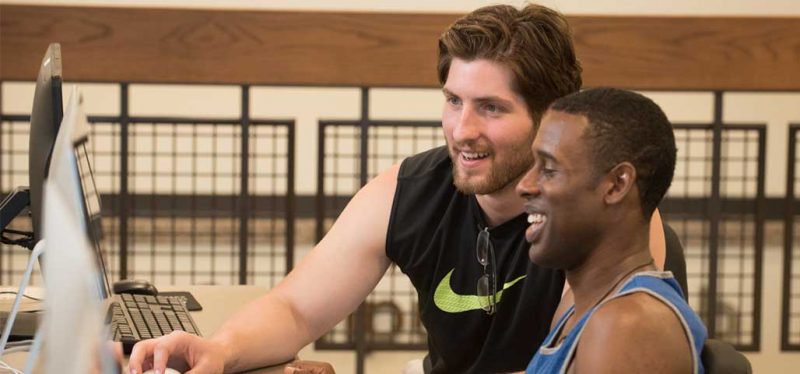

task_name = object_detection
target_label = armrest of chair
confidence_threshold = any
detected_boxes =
[701,339,752,374]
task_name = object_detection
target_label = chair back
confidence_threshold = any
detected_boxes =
[663,222,689,299]
[701,339,752,373]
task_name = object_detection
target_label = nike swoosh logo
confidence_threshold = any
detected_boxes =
[433,269,526,313]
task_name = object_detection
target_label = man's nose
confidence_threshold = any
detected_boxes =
[516,167,540,198]
[452,106,481,142]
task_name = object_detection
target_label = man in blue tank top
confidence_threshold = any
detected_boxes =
[518,88,707,373]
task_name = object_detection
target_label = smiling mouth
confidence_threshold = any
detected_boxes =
[461,151,490,161]
[527,213,547,225]
[525,213,547,242]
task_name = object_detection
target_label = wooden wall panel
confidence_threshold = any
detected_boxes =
[2,5,800,90]
[570,16,800,91]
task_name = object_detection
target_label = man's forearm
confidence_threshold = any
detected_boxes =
[210,293,314,372]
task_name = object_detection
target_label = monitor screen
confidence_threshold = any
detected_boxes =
[75,133,112,299]
[48,88,112,299]
[28,43,64,245]
[42,87,106,374]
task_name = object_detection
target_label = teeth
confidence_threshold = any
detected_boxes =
[462,152,489,161]
[527,213,546,224]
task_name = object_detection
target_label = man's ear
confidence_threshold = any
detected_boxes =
[604,162,637,206]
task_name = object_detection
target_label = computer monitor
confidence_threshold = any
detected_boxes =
[24,43,110,295]
[47,86,112,299]
[41,86,107,374]
[0,44,63,344]
[28,43,64,246]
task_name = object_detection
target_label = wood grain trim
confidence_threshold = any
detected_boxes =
[2,5,800,90]
[570,16,800,91]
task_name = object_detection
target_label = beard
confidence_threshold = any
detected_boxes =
[449,136,534,195]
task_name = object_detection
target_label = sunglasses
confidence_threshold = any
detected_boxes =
[476,227,497,315]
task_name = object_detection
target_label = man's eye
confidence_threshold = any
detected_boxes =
[447,96,461,106]
[484,104,501,113]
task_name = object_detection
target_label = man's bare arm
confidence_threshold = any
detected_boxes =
[572,293,694,373]
[212,165,399,371]
[129,165,399,374]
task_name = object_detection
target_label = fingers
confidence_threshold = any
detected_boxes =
[128,338,158,374]
[152,339,177,374]
[128,333,187,374]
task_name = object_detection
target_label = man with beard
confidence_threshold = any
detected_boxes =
[519,88,705,373]
[128,4,667,374]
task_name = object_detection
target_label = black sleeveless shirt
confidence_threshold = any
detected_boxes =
[386,146,565,373]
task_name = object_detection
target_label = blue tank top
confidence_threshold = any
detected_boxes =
[525,271,707,374]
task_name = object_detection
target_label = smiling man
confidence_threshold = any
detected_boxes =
[129,5,667,374]
[518,88,707,373]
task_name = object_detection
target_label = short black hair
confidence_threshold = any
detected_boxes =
[549,87,676,218]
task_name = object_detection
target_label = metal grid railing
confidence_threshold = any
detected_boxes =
[717,127,764,350]
[248,123,295,287]
[0,84,294,289]
[783,125,800,350]
[125,119,244,286]
[661,123,765,351]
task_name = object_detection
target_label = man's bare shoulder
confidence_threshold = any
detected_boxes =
[366,163,401,191]
[334,164,400,217]
[573,292,693,373]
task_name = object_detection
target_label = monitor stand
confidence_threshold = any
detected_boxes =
[0,240,44,354]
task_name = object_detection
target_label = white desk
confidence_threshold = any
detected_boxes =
[3,285,288,373]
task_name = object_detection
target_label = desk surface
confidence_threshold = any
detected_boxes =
[4,285,287,374]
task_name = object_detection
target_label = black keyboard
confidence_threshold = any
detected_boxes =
[108,293,201,354]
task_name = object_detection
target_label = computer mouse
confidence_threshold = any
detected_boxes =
[112,279,158,296]
[142,369,181,374]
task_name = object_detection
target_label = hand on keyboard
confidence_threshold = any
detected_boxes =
[128,331,226,374]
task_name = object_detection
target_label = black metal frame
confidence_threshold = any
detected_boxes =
[661,122,763,347]
[0,82,295,286]
[783,124,800,351]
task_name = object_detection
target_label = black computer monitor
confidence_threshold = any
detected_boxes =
[28,43,64,246]
[26,43,111,297]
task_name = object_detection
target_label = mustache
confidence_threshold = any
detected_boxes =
[447,140,492,153]
[523,202,545,214]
